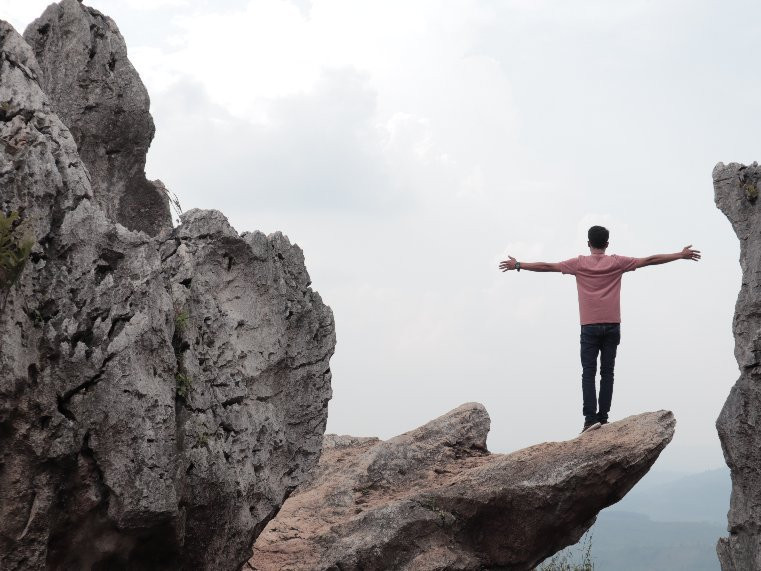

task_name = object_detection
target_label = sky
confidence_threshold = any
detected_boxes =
[2,0,757,472]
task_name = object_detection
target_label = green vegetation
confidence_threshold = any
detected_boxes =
[174,308,189,332]
[537,532,594,571]
[172,305,193,399]
[744,181,759,202]
[175,371,192,399]
[0,211,34,290]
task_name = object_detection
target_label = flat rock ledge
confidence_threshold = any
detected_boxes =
[249,404,675,571]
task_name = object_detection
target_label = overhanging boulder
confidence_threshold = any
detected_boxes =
[251,404,675,570]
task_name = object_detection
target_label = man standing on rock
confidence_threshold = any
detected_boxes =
[499,226,700,433]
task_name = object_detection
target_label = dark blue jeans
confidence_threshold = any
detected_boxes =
[580,323,621,424]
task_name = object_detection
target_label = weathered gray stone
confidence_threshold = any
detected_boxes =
[23,0,171,236]
[162,209,335,568]
[250,404,675,571]
[1,19,177,569]
[0,13,334,570]
[714,161,761,571]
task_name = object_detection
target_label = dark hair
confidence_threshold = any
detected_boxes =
[588,226,609,249]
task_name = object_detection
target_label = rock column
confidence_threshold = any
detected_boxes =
[714,161,761,570]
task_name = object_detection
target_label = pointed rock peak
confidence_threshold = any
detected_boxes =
[356,403,490,489]
[714,161,761,241]
[0,20,47,121]
[0,20,41,78]
[23,0,171,237]
[177,209,239,240]
[390,401,490,451]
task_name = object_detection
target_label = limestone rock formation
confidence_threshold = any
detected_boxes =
[714,161,761,570]
[0,9,334,570]
[23,0,171,237]
[250,404,675,571]
[162,209,335,567]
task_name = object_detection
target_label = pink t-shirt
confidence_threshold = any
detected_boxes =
[558,254,640,325]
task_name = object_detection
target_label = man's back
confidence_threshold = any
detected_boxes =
[559,254,639,325]
[498,226,700,433]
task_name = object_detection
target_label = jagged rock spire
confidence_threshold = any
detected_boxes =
[24,0,172,236]
[0,4,335,569]
[714,161,761,570]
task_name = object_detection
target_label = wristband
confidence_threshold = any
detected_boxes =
[515,261,521,272]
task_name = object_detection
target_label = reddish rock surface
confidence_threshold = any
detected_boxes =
[249,403,675,571]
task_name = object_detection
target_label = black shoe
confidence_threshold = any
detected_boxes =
[599,419,609,426]
[581,422,601,434]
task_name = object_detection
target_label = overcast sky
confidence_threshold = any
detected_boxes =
[3,0,757,472]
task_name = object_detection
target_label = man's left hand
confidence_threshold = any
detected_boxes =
[499,255,517,272]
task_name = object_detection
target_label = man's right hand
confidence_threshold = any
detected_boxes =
[680,245,701,261]
[632,245,702,269]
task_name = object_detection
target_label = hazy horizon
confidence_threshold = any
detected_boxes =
[2,0,755,472]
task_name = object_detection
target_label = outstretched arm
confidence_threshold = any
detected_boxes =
[499,256,561,273]
[634,245,701,269]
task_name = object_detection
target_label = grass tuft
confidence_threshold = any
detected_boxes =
[0,211,34,290]
[174,309,189,332]
[175,372,192,399]
[744,181,759,203]
[537,531,594,571]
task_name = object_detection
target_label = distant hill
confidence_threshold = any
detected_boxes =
[543,468,731,570]
[608,467,731,524]
[583,512,724,570]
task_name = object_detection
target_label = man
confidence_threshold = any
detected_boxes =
[499,226,700,433]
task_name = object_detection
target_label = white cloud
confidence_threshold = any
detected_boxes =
[122,0,190,9]
[0,0,52,32]
[147,69,400,213]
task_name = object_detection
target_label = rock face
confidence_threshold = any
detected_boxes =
[161,210,335,568]
[714,162,761,570]
[23,0,171,237]
[0,9,334,570]
[250,404,675,571]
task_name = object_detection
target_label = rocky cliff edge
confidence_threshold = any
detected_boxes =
[714,161,761,571]
[250,404,675,571]
[0,6,335,569]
